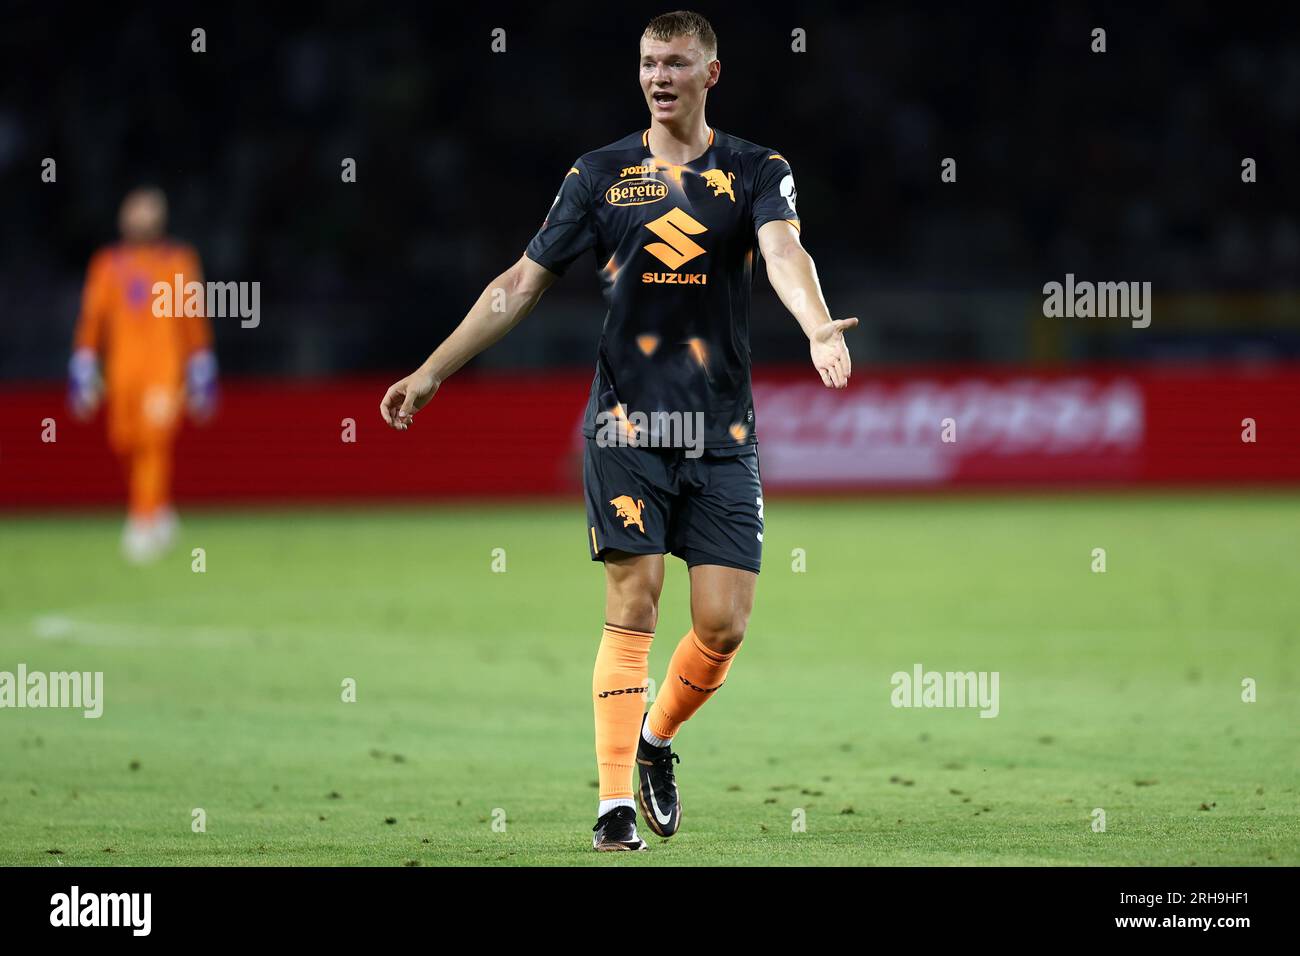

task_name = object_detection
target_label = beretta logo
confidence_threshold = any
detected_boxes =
[606,178,668,206]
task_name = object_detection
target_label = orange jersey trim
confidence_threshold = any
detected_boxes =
[642,127,715,148]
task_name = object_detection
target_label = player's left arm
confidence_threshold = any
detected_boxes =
[179,246,218,421]
[757,220,857,389]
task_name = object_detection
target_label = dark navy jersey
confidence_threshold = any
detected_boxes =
[525,128,800,450]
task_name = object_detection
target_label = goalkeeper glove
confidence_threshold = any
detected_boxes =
[68,348,102,419]
[186,349,219,419]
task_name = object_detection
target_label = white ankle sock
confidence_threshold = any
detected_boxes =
[641,722,672,749]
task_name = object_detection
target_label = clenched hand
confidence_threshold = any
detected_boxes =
[380,368,440,431]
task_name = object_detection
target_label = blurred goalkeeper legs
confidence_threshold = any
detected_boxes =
[110,380,183,564]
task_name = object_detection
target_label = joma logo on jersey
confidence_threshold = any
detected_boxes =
[642,207,707,284]
[606,178,668,206]
[619,164,657,178]
[701,169,735,201]
[609,495,646,533]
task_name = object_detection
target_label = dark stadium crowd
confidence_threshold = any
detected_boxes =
[2,2,1296,379]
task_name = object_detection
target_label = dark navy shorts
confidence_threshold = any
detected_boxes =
[583,438,764,574]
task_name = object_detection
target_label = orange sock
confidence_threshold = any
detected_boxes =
[592,624,654,801]
[647,629,738,742]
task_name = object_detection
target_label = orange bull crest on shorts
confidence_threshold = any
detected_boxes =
[609,495,647,533]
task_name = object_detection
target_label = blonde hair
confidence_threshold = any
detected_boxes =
[643,10,717,58]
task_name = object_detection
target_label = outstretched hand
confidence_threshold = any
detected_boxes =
[809,317,857,389]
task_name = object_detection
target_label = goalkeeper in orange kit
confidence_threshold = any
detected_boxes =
[69,187,217,563]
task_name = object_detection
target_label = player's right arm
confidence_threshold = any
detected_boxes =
[379,253,557,429]
[69,250,110,420]
[381,159,595,431]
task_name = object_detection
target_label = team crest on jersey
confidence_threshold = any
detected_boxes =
[127,275,151,306]
[606,178,668,207]
[609,495,646,533]
[701,169,736,202]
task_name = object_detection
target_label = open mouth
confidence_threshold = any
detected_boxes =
[652,91,678,107]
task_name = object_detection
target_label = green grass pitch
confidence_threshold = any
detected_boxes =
[1,494,1297,866]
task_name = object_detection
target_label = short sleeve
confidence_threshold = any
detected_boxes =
[525,160,596,276]
[751,152,800,235]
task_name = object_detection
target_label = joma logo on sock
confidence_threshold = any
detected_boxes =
[597,686,647,699]
[678,675,724,693]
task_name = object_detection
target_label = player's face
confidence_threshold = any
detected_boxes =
[639,35,717,124]
[119,190,167,242]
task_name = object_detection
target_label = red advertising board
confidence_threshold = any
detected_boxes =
[751,364,1300,489]
[1,364,1297,509]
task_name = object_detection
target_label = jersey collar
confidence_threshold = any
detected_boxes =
[642,126,715,154]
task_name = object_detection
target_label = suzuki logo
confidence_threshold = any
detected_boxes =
[643,207,707,270]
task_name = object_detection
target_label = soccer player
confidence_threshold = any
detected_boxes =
[380,11,855,850]
[70,186,217,563]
